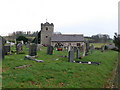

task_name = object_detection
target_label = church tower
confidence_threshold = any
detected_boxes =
[40,22,54,46]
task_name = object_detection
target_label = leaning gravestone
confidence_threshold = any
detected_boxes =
[47,46,54,55]
[4,45,11,55]
[29,43,37,56]
[68,50,74,62]
[0,36,4,60]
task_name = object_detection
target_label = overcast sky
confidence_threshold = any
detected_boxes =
[0,0,119,38]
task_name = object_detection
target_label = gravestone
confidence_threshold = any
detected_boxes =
[4,46,11,55]
[101,45,105,52]
[73,47,77,52]
[68,45,72,52]
[68,50,74,62]
[90,45,94,54]
[76,48,80,59]
[85,42,90,56]
[0,36,4,60]
[16,43,23,54]
[47,46,54,55]
[37,44,42,51]
[81,43,86,58]
[29,43,37,56]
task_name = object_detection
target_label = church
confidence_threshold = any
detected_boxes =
[35,21,85,47]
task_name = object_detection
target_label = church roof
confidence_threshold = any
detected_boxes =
[51,34,84,42]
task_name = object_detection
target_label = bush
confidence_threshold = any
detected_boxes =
[16,36,28,44]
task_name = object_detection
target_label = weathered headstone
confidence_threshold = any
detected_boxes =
[0,36,4,60]
[101,45,105,52]
[37,44,42,51]
[85,41,90,56]
[47,46,54,55]
[68,45,72,52]
[16,43,23,54]
[68,50,74,62]
[29,43,37,56]
[4,46,11,55]
[82,43,86,57]
[90,45,94,54]
[76,48,80,59]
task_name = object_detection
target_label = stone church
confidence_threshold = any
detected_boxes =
[36,22,85,47]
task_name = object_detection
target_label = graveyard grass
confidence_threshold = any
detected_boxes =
[2,45,118,88]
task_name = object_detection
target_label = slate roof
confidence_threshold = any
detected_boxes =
[51,34,84,42]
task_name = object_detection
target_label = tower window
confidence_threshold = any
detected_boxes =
[46,36,48,38]
[46,27,48,30]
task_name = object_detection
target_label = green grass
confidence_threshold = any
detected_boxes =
[90,43,110,48]
[2,46,118,88]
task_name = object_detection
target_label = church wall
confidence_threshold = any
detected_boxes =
[51,41,84,47]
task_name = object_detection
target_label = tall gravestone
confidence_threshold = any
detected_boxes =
[90,45,94,54]
[73,47,77,52]
[76,48,80,59]
[68,50,74,62]
[101,45,105,52]
[82,43,86,57]
[29,43,37,56]
[0,37,4,60]
[68,45,72,52]
[85,41,90,56]
[47,46,54,55]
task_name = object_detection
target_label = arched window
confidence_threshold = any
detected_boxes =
[46,27,48,30]
[46,36,48,38]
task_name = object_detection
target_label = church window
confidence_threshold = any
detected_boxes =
[46,27,48,30]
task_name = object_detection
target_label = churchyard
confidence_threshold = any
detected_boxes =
[2,43,118,88]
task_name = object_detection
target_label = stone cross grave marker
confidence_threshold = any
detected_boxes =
[68,50,74,62]
[47,46,54,55]
[29,43,37,56]
[0,37,4,60]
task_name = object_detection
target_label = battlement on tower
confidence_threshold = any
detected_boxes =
[41,22,54,26]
